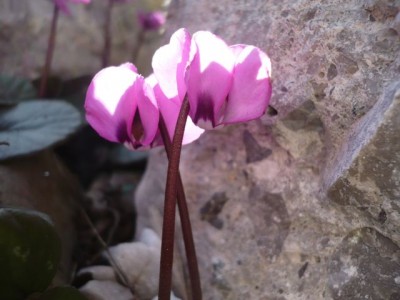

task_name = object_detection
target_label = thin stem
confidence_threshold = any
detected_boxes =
[159,116,202,300]
[39,5,59,98]
[102,0,114,68]
[158,97,190,300]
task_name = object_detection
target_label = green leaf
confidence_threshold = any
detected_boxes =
[0,100,82,160]
[38,286,88,300]
[0,207,62,300]
[0,74,37,105]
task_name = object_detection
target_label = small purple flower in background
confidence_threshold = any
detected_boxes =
[85,63,159,149]
[53,0,90,15]
[138,11,166,31]
[152,28,272,129]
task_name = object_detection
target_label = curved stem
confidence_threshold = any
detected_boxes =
[39,5,59,98]
[102,0,114,68]
[158,97,190,300]
[159,115,202,300]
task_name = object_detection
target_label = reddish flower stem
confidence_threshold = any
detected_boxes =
[102,0,114,68]
[158,115,202,300]
[39,5,59,98]
[158,96,190,300]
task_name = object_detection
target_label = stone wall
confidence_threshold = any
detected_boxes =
[135,0,400,299]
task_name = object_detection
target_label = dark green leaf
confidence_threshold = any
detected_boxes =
[0,74,37,105]
[0,207,61,300]
[0,100,82,160]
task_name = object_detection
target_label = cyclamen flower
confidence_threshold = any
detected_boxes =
[152,28,272,128]
[85,63,159,149]
[85,63,203,149]
[53,0,90,15]
[138,11,166,31]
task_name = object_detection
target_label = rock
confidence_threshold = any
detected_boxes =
[106,230,160,299]
[0,151,81,285]
[105,228,187,300]
[134,0,400,299]
[79,280,133,300]
[77,265,116,282]
[325,82,400,242]
[328,227,400,300]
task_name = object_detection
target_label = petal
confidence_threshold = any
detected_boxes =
[182,116,205,145]
[146,74,204,145]
[152,28,192,102]
[85,63,139,144]
[186,31,235,127]
[70,0,91,3]
[222,45,272,124]
[133,77,159,147]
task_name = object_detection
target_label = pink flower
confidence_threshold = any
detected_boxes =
[152,28,272,128]
[85,63,203,150]
[138,11,166,31]
[53,0,90,15]
[85,63,159,149]
[146,74,204,145]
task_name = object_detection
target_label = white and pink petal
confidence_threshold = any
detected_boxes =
[152,28,192,102]
[85,64,139,144]
[222,45,272,124]
[186,31,235,127]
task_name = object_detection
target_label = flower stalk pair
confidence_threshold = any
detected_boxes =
[85,28,272,299]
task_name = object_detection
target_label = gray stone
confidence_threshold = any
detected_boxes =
[328,227,400,300]
[80,280,134,300]
[134,0,400,299]
[326,82,400,242]
[105,228,187,300]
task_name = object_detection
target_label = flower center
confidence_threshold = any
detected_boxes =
[132,110,144,141]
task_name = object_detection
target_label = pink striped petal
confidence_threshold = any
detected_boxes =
[222,45,272,124]
[186,31,235,127]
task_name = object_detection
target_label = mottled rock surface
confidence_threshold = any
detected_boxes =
[135,0,400,299]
